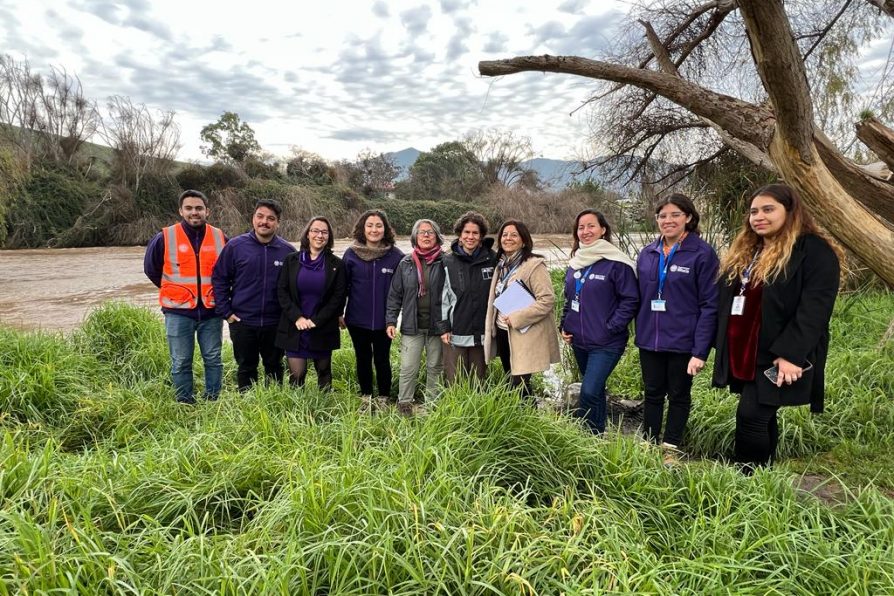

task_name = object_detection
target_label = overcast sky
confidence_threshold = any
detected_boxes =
[1,0,630,163]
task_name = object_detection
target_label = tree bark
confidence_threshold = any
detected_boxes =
[855,116,894,172]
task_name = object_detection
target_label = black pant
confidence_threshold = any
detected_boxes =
[640,349,693,445]
[495,327,532,398]
[347,325,393,397]
[735,383,780,470]
[229,322,284,391]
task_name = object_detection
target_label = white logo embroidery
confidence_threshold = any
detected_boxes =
[274,260,284,267]
[178,243,189,252]
[593,274,606,280]
[382,267,394,274]
[674,266,690,274]
[670,264,677,272]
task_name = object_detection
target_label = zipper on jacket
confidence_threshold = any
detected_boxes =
[260,243,268,327]
[371,258,377,328]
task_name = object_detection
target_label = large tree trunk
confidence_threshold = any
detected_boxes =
[855,116,894,172]
[478,0,894,285]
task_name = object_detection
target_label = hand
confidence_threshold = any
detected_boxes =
[338,316,346,329]
[441,332,451,345]
[560,330,573,345]
[296,316,314,331]
[227,314,241,324]
[498,314,511,328]
[687,357,706,376]
[773,357,803,387]
[386,325,397,339]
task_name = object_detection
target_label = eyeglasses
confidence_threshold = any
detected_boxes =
[309,229,329,236]
[417,230,436,237]
[656,212,685,220]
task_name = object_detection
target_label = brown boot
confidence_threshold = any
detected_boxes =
[397,402,414,417]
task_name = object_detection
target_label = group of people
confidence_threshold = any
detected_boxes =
[144,182,840,471]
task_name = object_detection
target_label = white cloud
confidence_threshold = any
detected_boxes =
[0,0,628,162]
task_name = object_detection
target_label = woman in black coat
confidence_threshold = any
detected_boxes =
[713,184,842,471]
[276,216,347,389]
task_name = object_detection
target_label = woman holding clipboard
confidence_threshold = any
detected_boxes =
[560,210,639,434]
[712,184,841,472]
[484,220,560,400]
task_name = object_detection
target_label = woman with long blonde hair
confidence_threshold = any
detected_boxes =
[712,184,842,472]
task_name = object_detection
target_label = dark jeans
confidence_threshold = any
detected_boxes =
[572,346,624,434]
[347,325,393,397]
[640,349,693,446]
[495,327,532,398]
[229,321,284,391]
[735,383,780,470]
[443,344,487,384]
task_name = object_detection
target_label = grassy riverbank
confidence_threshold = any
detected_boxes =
[1,295,892,593]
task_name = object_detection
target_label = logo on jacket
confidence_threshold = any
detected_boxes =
[178,243,189,252]
[274,260,284,267]
[382,267,394,274]
[670,265,690,274]
[482,267,494,280]
[593,274,605,280]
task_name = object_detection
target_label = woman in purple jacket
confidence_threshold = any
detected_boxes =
[635,194,719,452]
[341,210,404,401]
[561,210,639,434]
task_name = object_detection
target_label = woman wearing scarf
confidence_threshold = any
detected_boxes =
[483,219,560,401]
[385,219,449,416]
[276,216,347,390]
[560,210,639,434]
[342,210,404,403]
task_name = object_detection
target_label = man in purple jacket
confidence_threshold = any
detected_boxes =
[211,199,296,391]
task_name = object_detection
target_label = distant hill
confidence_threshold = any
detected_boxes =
[384,147,654,191]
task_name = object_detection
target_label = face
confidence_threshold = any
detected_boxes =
[179,197,208,228]
[415,222,437,251]
[364,215,385,245]
[252,207,279,241]
[576,213,605,246]
[749,194,788,238]
[500,225,522,255]
[459,222,482,253]
[307,220,330,252]
[656,203,691,242]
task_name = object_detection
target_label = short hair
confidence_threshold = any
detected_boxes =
[453,211,489,237]
[410,219,443,247]
[254,198,282,219]
[495,219,535,262]
[352,209,396,246]
[299,216,335,252]
[654,193,700,233]
[179,189,208,208]
[571,209,612,256]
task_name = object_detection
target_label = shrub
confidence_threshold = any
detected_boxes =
[133,172,181,216]
[373,198,480,235]
[176,161,246,192]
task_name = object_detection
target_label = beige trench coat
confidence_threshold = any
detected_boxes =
[484,256,561,375]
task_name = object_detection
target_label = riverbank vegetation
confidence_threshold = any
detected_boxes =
[1,293,891,593]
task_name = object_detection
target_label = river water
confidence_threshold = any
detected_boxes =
[0,235,576,332]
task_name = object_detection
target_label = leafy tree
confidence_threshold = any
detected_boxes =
[354,149,399,197]
[463,128,536,187]
[199,112,261,164]
[404,141,486,201]
[285,148,333,185]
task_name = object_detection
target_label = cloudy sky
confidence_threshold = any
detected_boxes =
[1,0,629,163]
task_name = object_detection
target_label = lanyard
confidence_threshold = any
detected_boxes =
[574,265,594,299]
[739,249,761,296]
[656,242,680,299]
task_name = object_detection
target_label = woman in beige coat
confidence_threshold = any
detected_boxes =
[484,219,561,399]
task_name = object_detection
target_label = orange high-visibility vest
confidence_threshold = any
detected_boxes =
[159,223,226,309]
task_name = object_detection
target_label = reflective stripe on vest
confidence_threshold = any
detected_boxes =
[159,224,225,309]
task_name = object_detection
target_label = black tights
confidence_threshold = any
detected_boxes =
[735,383,780,471]
[494,327,533,399]
[287,356,332,390]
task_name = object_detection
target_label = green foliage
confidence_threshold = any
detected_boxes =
[285,151,334,185]
[402,141,487,202]
[199,111,261,163]
[176,161,247,192]
[133,171,180,216]
[242,156,282,180]
[0,146,26,245]
[374,197,483,235]
[4,165,101,248]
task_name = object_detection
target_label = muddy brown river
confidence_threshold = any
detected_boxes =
[0,235,577,332]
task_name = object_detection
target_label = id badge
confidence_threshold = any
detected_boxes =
[731,296,745,316]
[650,299,666,312]
[571,299,580,312]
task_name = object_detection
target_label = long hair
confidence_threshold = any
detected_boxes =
[495,219,535,262]
[351,209,396,246]
[299,216,335,253]
[720,184,842,284]
[571,209,612,256]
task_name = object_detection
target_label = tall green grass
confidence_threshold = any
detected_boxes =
[0,298,892,593]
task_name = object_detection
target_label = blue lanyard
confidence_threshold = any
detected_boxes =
[739,249,761,295]
[657,243,680,299]
[574,265,594,299]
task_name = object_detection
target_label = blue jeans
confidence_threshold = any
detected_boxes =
[572,346,624,433]
[164,313,223,401]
